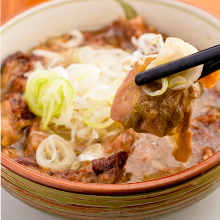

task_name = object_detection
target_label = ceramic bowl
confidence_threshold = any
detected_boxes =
[1,0,220,219]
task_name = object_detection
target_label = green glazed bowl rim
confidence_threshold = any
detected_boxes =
[1,0,220,196]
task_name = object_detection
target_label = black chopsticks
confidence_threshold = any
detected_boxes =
[199,59,220,80]
[135,44,220,86]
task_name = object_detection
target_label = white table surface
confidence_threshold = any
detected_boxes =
[2,186,220,220]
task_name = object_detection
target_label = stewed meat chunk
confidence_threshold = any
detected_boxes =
[24,117,49,156]
[53,151,128,184]
[1,93,33,147]
[92,151,128,184]
[1,52,41,93]
[111,57,198,137]
[101,128,135,156]
[83,16,148,50]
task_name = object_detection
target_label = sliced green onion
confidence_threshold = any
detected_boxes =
[70,161,80,170]
[141,77,168,96]
[36,135,75,171]
[25,70,74,129]
[168,76,187,89]
[77,46,94,63]
[83,85,117,101]
[83,102,114,128]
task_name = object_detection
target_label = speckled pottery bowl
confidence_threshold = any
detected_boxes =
[1,0,220,219]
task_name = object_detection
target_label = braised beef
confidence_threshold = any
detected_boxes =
[1,52,41,93]
[9,76,27,93]
[53,151,128,184]
[1,93,33,147]
[111,57,197,138]
[101,128,135,156]
[83,16,147,50]
[53,161,93,183]
[24,117,49,156]
[92,151,128,184]
[2,93,33,119]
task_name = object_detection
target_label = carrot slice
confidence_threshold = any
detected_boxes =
[199,70,220,89]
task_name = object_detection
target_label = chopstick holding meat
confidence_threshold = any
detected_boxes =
[111,36,202,162]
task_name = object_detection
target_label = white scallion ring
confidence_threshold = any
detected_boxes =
[141,77,168,96]
[36,135,76,171]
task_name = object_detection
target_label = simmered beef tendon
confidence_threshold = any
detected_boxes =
[1,52,41,93]
[24,117,49,156]
[53,151,128,184]
[1,93,33,147]
[102,128,135,156]
[111,57,196,137]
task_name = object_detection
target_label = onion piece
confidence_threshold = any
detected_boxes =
[36,135,76,171]
[152,36,203,90]
[100,58,127,78]
[61,30,84,48]
[32,49,66,68]
[78,143,103,161]
[67,63,101,85]
[141,77,168,96]
[117,56,136,72]
[193,81,202,95]
[83,102,114,128]
[32,49,64,59]
[93,48,132,77]
[70,159,80,170]
[132,33,164,57]
[83,85,117,101]
[50,66,69,80]
[168,76,187,89]
[77,46,94,63]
